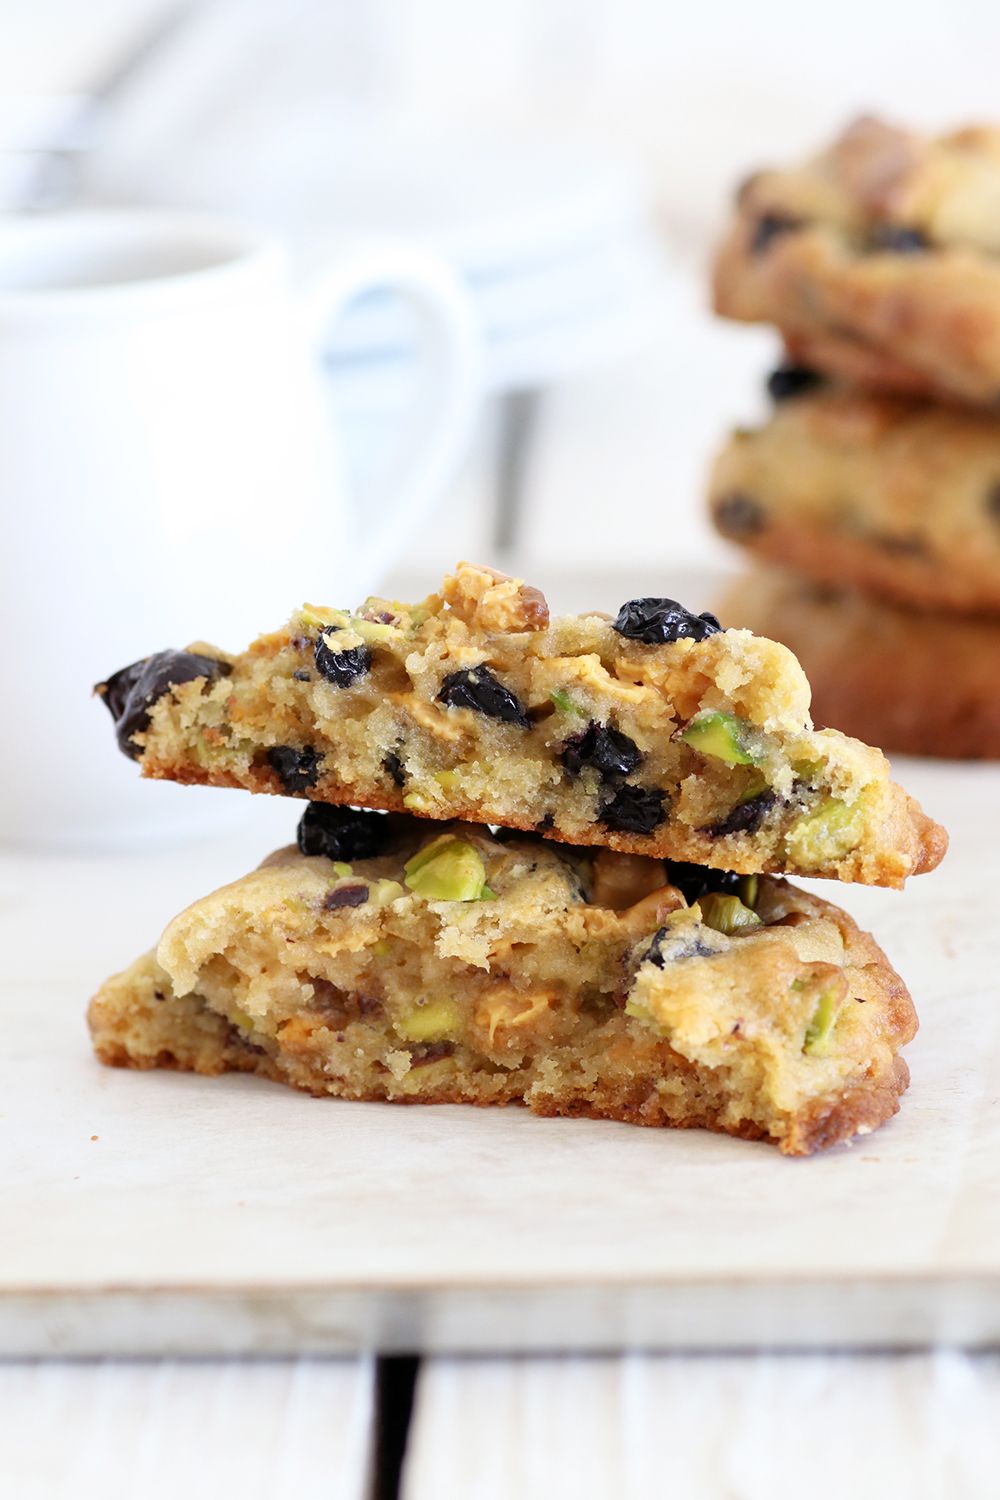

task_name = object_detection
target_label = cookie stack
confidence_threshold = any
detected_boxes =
[708,114,1000,758]
[88,562,946,1154]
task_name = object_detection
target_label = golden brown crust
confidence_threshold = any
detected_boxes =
[709,388,1000,616]
[92,1008,912,1158]
[714,115,1000,405]
[140,750,944,885]
[719,567,1000,759]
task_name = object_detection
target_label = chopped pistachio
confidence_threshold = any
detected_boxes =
[371,878,406,907]
[348,615,397,644]
[433,769,461,790]
[230,1007,256,1032]
[479,884,497,901]
[786,795,866,869]
[738,874,759,909]
[402,834,454,877]
[404,837,488,901]
[297,605,348,632]
[697,892,763,936]
[803,985,843,1055]
[402,789,437,814]
[680,711,761,766]
[396,998,461,1042]
[550,688,585,716]
[331,861,352,878]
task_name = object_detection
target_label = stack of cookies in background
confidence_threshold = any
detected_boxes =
[706,114,1000,759]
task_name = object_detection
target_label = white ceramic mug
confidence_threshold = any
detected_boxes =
[0,210,481,850]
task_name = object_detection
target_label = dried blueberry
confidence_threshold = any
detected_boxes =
[95,650,232,760]
[561,721,642,780]
[297,802,392,862]
[314,628,372,688]
[707,790,779,838]
[292,668,312,682]
[751,212,803,254]
[598,785,667,835]
[666,863,743,905]
[612,598,722,645]
[383,749,406,788]
[267,745,323,793]
[713,493,766,540]
[536,812,555,833]
[323,882,369,910]
[766,363,824,402]
[643,926,719,968]
[868,223,930,253]
[438,665,530,727]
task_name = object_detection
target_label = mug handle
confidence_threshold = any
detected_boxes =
[300,240,483,587]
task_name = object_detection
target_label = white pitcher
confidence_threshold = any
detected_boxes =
[0,210,481,850]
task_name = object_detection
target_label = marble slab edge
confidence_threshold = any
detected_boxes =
[2,1275,999,1356]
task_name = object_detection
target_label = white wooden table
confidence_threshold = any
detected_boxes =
[3,1352,1000,1497]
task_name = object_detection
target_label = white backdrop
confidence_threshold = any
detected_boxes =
[4,0,998,576]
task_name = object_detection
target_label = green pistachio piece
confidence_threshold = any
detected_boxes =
[697,892,763,936]
[396,998,461,1042]
[738,874,759,909]
[371,878,406,907]
[403,837,488,901]
[402,789,436,814]
[786,795,865,869]
[550,688,585,716]
[349,615,397,644]
[297,605,348,632]
[680,711,759,766]
[230,1007,256,1032]
[402,834,454,876]
[803,985,843,1056]
[479,884,497,901]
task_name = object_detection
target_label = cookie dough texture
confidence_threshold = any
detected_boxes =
[710,387,1000,616]
[95,561,945,888]
[714,115,1000,405]
[720,567,1000,759]
[88,822,917,1156]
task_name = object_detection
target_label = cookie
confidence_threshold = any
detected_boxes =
[713,115,1000,405]
[94,561,945,887]
[710,383,1000,616]
[88,813,917,1156]
[718,567,1000,759]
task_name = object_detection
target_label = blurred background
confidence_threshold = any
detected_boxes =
[8,0,1000,585]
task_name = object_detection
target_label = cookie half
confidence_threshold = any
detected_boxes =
[714,115,1000,406]
[94,561,945,887]
[88,814,917,1156]
[710,384,1000,616]
[719,567,1000,760]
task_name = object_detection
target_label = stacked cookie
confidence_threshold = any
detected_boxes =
[88,562,945,1153]
[709,115,1000,758]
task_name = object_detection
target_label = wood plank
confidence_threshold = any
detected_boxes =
[0,1356,376,1500]
[404,1352,1000,1499]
